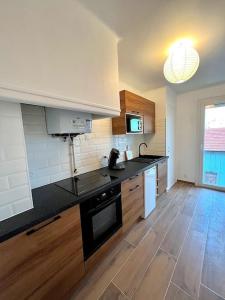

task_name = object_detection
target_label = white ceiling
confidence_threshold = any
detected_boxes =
[78,0,225,93]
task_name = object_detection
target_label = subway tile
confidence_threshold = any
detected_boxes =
[21,104,45,115]
[0,159,28,177]
[0,101,20,117]
[0,117,25,145]
[8,172,28,188]
[4,145,26,160]
[21,105,147,189]
[0,177,9,192]
[0,204,13,221]
[12,198,33,215]
[0,186,31,206]
[0,148,4,161]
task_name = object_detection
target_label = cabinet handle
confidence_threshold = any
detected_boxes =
[26,215,61,235]
[129,174,139,180]
[129,185,140,192]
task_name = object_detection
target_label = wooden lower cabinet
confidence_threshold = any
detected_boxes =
[157,159,167,197]
[0,206,85,300]
[121,173,144,233]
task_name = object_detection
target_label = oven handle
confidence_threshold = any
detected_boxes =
[86,193,121,216]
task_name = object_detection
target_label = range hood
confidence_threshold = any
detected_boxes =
[45,108,92,135]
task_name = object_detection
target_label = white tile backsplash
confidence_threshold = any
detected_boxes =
[0,101,33,221]
[22,104,146,189]
[0,177,9,192]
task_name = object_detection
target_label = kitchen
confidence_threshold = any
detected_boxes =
[0,88,168,299]
[1,1,225,300]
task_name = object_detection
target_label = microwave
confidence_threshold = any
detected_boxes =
[126,114,143,133]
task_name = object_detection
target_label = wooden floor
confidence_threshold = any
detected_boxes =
[71,182,225,300]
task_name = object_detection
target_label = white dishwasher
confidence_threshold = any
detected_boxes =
[143,166,157,219]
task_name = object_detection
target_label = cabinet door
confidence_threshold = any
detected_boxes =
[121,173,144,233]
[157,160,167,196]
[122,90,143,115]
[143,102,155,134]
[0,206,85,300]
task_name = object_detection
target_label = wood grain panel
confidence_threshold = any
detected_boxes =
[112,90,155,135]
[99,283,127,300]
[125,182,189,247]
[134,249,176,300]
[180,188,198,217]
[161,213,192,258]
[72,240,133,300]
[199,284,224,300]
[121,173,143,196]
[112,115,127,135]
[121,173,144,234]
[143,102,155,133]
[172,192,213,299]
[0,206,84,300]
[165,283,194,300]
[202,192,225,298]
[114,202,178,298]
[29,261,85,300]
[85,229,123,272]
[113,229,162,298]
[157,160,167,196]
[172,231,204,299]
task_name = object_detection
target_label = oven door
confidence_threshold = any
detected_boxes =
[81,194,122,260]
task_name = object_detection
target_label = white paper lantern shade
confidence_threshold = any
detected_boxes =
[163,42,200,84]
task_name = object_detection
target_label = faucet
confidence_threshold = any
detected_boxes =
[139,142,148,157]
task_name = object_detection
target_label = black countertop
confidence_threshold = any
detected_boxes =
[0,157,167,243]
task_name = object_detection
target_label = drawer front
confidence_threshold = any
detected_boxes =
[122,173,143,197]
[121,173,144,233]
[0,206,85,300]
[157,160,167,196]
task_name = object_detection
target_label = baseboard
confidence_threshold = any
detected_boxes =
[177,179,195,185]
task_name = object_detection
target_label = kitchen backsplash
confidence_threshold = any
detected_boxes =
[0,101,33,221]
[22,104,146,189]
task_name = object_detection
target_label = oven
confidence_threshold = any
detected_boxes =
[80,184,122,260]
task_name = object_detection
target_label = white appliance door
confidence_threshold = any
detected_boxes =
[143,166,156,218]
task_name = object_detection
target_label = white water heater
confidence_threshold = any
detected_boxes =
[45,108,92,135]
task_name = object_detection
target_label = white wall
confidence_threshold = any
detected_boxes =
[22,104,145,189]
[143,87,167,155]
[166,87,177,189]
[176,82,225,183]
[142,86,177,189]
[0,101,33,221]
[0,0,120,116]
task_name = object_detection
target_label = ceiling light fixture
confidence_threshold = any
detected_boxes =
[163,39,200,84]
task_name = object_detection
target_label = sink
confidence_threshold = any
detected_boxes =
[131,155,164,164]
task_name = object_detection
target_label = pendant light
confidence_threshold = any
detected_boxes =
[163,39,200,84]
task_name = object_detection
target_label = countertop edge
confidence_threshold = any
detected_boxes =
[0,157,168,243]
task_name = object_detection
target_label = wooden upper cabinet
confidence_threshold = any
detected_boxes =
[143,102,155,134]
[112,90,155,134]
[122,90,144,115]
[0,206,85,300]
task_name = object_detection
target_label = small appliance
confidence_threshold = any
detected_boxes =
[80,183,122,260]
[108,148,125,170]
[126,113,143,134]
[45,108,92,135]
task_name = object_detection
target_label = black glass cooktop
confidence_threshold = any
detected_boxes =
[55,171,117,196]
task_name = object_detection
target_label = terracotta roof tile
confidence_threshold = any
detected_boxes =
[204,128,225,151]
